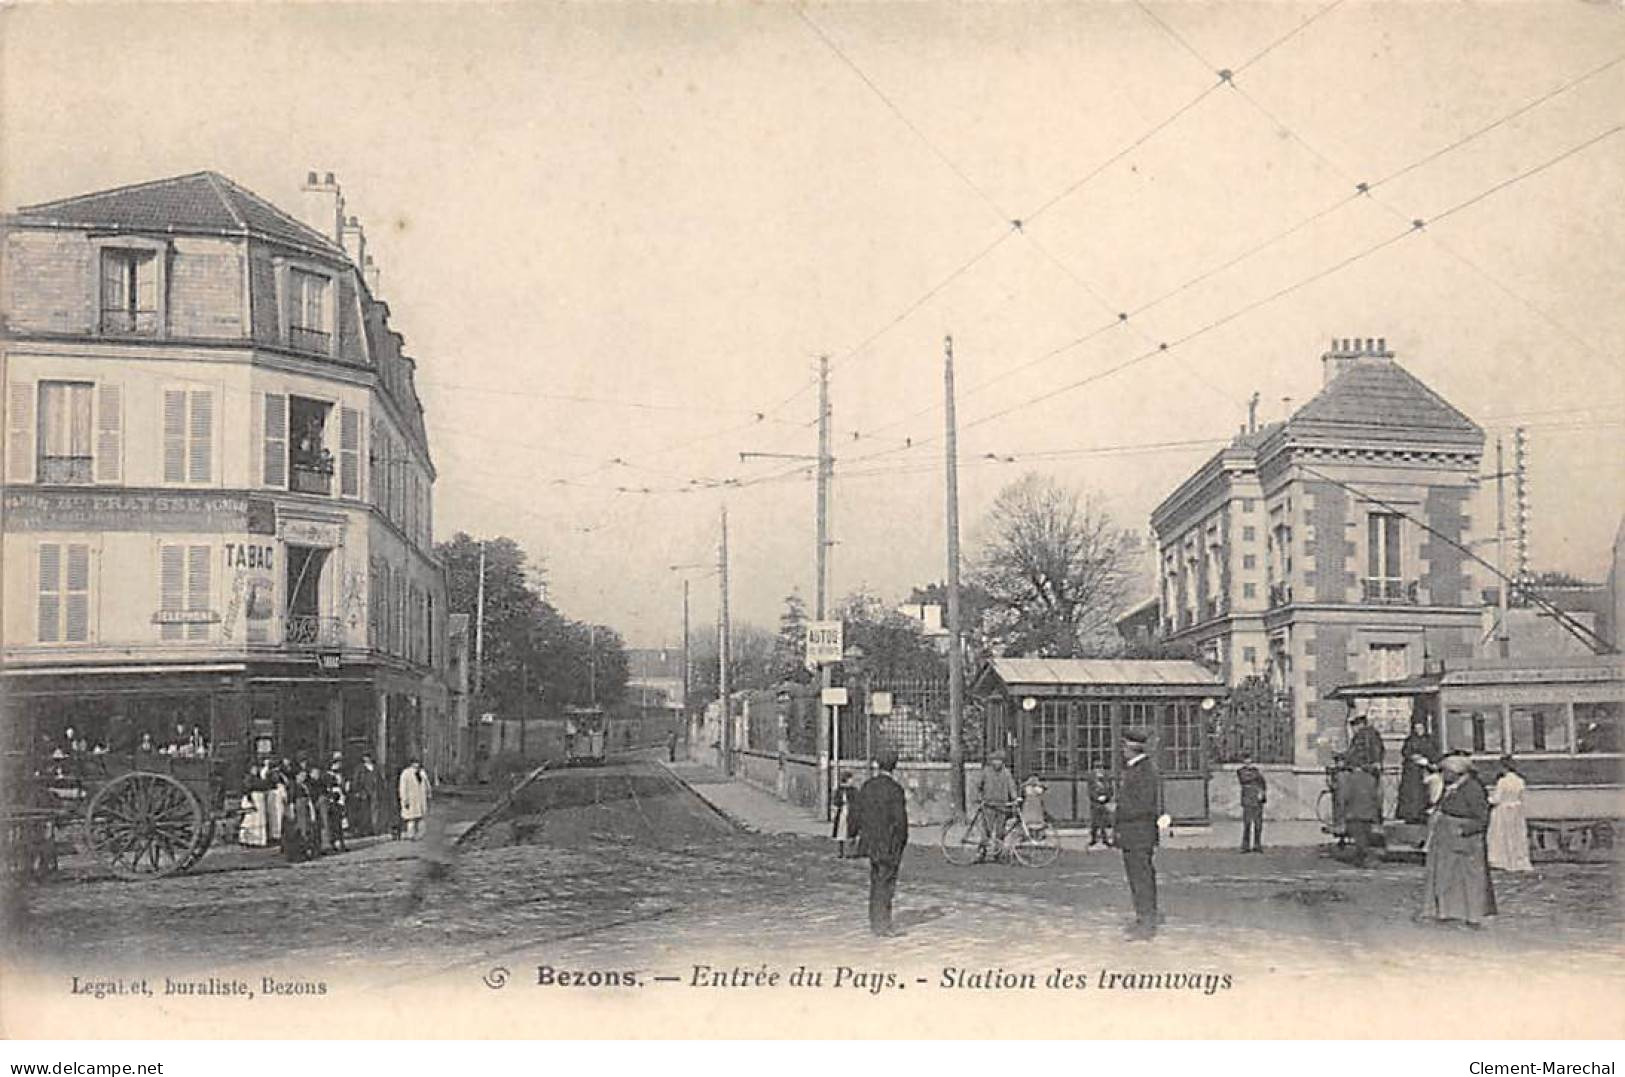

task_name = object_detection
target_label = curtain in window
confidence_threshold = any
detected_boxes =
[38,381,93,458]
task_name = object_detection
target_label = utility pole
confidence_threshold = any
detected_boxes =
[681,577,691,738]
[473,541,487,699]
[944,334,966,815]
[816,355,836,816]
[719,505,733,776]
[1495,437,1510,659]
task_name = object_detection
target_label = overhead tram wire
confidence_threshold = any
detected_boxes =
[1131,0,1625,365]
[834,124,1623,470]
[795,4,1240,405]
[833,52,1625,456]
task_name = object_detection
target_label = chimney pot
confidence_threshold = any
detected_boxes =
[1366,337,1375,352]
[324,171,336,184]
[347,215,359,227]
[1378,336,1387,353]
[306,170,318,185]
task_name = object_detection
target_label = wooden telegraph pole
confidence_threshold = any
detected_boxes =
[815,355,835,817]
[944,334,966,814]
[719,505,733,776]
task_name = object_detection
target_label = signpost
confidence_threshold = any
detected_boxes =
[822,686,849,779]
[805,622,843,666]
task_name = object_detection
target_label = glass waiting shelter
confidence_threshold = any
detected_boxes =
[971,658,1226,824]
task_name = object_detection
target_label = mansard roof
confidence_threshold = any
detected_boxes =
[1287,357,1482,445]
[11,171,341,255]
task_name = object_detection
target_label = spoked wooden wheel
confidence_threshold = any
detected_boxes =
[84,772,204,879]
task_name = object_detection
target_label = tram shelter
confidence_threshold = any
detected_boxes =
[972,658,1225,824]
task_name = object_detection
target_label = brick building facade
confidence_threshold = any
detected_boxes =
[1,171,459,790]
[1150,338,1484,812]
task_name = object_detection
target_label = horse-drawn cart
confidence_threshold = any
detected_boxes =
[3,752,234,880]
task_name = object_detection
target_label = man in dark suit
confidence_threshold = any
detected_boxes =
[1236,754,1267,852]
[853,747,909,937]
[1115,729,1162,940]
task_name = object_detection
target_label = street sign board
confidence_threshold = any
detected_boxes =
[821,686,848,707]
[868,690,893,716]
[805,621,843,665]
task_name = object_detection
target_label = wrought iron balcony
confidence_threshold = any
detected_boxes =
[37,455,93,484]
[99,309,159,335]
[1361,577,1418,605]
[1268,582,1293,608]
[283,614,343,648]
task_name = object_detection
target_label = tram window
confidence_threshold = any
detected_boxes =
[1446,708,1502,754]
[1510,704,1568,754]
[1574,703,1620,754]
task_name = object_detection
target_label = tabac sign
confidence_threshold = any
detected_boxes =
[3,490,249,532]
[805,621,844,666]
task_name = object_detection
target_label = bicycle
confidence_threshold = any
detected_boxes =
[941,800,1062,868]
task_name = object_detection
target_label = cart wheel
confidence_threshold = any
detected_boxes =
[84,772,204,879]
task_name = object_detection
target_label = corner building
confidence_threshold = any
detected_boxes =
[1,171,451,785]
[1150,338,1484,812]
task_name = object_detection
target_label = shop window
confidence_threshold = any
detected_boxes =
[1575,703,1620,754]
[1510,703,1569,754]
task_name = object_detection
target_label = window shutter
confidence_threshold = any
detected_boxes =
[135,254,158,313]
[263,393,287,487]
[162,389,187,483]
[64,544,90,643]
[95,383,122,483]
[340,406,360,497]
[37,543,61,642]
[7,381,33,483]
[186,544,211,641]
[188,389,213,483]
[159,544,184,642]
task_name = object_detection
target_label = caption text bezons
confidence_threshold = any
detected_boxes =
[533,964,1234,995]
[69,975,327,1000]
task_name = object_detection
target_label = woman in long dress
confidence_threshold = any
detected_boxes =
[238,762,269,847]
[264,761,287,844]
[1396,722,1440,824]
[1487,755,1533,872]
[398,760,431,840]
[1419,754,1497,927]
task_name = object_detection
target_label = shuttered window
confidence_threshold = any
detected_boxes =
[95,383,122,483]
[339,406,361,498]
[161,388,213,484]
[159,544,214,642]
[7,381,34,483]
[38,542,91,643]
[262,393,287,487]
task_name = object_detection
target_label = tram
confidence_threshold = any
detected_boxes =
[563,706,608,766]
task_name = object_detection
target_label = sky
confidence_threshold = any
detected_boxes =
[4,1,1623,646]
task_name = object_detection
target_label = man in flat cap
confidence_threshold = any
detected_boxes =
[1115,728,1162,940]
[853,746,910,937]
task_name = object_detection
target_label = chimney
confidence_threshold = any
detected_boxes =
[363,254,381,296]
[298,170,344,245]
[1321,334,1394,385]
[341,213,367,272]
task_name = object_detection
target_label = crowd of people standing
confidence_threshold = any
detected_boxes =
[238,754,433,862]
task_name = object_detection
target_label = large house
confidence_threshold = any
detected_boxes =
[1148,337,1485,810]
[1,171,455,783]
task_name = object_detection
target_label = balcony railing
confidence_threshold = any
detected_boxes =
[100,309,159,335]
[37,455,93,484]
[1361,577,1419,605]
[283,614,343,648]
[288,325,332,354]
[1268,582,1293,608]
[290,463,333,495]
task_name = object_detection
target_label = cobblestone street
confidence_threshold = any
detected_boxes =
[5,758,1621,1037]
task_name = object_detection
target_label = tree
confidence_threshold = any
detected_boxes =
[907,579,996,663]
[437,532,629,714]
[772,591,813,685]
[970,473,1136,658]
[836,588,945,680]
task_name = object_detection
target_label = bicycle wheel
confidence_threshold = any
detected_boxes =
[1013,826,1062,868]
[1315,789,1335,829]
[941,813,985,866]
